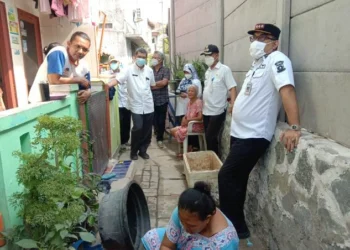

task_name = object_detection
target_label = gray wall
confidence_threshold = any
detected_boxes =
[173,0,350,147]
[174,0,222,60]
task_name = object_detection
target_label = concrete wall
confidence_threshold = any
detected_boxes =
[173,0,350,249]
[221,122,350,249]
[174,0,222,60]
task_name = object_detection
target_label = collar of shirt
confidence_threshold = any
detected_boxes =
[153,65,163,73]
[208,61,222,71]
[133,63,145,72]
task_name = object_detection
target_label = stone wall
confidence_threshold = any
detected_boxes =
[221,120,350,249]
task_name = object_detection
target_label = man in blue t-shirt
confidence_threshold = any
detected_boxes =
[46,31,92,104]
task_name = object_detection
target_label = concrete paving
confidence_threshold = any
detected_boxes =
[115,136,266,249]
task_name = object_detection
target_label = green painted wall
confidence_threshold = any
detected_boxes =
[0,86,79,231]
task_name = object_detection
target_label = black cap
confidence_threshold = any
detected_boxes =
[200,44,219,56]
[247,23,281,40]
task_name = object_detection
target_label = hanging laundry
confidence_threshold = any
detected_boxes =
[63,0,72,6]
[39,0,51,14]
[89,0,99,26]
[68,0,83,23]
[51,0,65,17]
[49,0,57,17]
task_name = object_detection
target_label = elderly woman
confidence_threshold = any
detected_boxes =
[142,181,239,250]
[171,85,204,155]
[175,64,202,124]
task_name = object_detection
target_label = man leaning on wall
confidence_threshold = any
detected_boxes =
[28,31,92,104]
[218,23,301,241]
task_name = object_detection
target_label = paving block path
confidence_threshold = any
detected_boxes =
[116,137,266,249]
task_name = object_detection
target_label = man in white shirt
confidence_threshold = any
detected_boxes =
[201,44,237,158]
[218,24,301,240]
[28,32,91,104]
[108,48,156,160]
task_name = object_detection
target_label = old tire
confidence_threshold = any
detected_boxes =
[98,181,150,250]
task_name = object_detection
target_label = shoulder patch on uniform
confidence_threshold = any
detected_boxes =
[275,61,286,73]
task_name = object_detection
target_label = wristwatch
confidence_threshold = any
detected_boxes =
[290,124,301,131]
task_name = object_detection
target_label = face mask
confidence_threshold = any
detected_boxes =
[184,73,192,79]
[249,41,273,60]
[110,63,119,70]
[136,58,146,67]
[151,58,159,67]
[205,56,215,67]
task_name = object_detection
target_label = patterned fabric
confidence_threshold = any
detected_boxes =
[175,99,204,143]
[177,64,199,93]
[142,207,239,250]
[152,66,170,106]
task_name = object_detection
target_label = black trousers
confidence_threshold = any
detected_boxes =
[218,137,270,239]
[131,112,154,155]
[153,103,168,141]
[119,107,131,145]
[203,112,226,158]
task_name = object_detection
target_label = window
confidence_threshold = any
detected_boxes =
[99,23,113,29]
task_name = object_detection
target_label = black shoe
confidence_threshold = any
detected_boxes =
[138,152,150,159]
[130,154,138,160]
[238,231,251,239]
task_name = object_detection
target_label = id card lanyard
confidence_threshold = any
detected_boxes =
[244,63,262,96]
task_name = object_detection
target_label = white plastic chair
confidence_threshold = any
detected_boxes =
[178,121,207,154]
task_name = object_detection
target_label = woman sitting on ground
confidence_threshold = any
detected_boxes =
[142,181,239,250]
[171,85,204,156]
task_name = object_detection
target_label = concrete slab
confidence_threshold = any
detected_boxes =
[159,164,185,180]
[157,219,170,228]
[157,195,179,219]
[158,179,187,196]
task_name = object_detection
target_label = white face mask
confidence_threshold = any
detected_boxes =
[249,41,274,60]
[205,56,215,67]
[184,73,192,79]
[151,58,159,67]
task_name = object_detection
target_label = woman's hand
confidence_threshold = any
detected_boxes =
[181,117,189,127]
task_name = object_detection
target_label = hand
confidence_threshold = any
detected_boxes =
[181,117,188,127]
[76,77,90,89]
[180,92,187,98]
[228,105,233,114]
[77,90,91,104]
[280,129,301,152]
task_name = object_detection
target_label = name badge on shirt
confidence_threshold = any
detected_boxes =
[244,82,252,96]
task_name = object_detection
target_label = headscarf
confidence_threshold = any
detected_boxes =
[178,64,199,92]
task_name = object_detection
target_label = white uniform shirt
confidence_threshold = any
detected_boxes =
[116,64,155,114]
[202,62,237,115]
[28,46,89,103]
[231,51,294,141]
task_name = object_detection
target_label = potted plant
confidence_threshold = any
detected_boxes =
[4,115,101,250]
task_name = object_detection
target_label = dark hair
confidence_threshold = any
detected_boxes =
[178,181,216,220]
[135,47,148,58]
[43,42,61,56]
[70,31,91,43]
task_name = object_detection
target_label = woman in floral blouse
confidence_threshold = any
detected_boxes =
[142,181,239,250]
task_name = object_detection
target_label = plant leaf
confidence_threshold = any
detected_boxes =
[44,231,56,242]
[15,239,38,249]
[60,229,68,239]
[69,247,75,250]
[72,187,85,199]
[66,233,78,240]
[78,213,88,223]
[87,215,95,227]
[55,224,65,231]
[79,232,96,243]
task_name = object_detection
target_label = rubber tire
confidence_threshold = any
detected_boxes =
[98,181,150,250]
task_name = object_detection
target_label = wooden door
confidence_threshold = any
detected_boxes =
[0,1,17,108]
[17,9,43,93]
